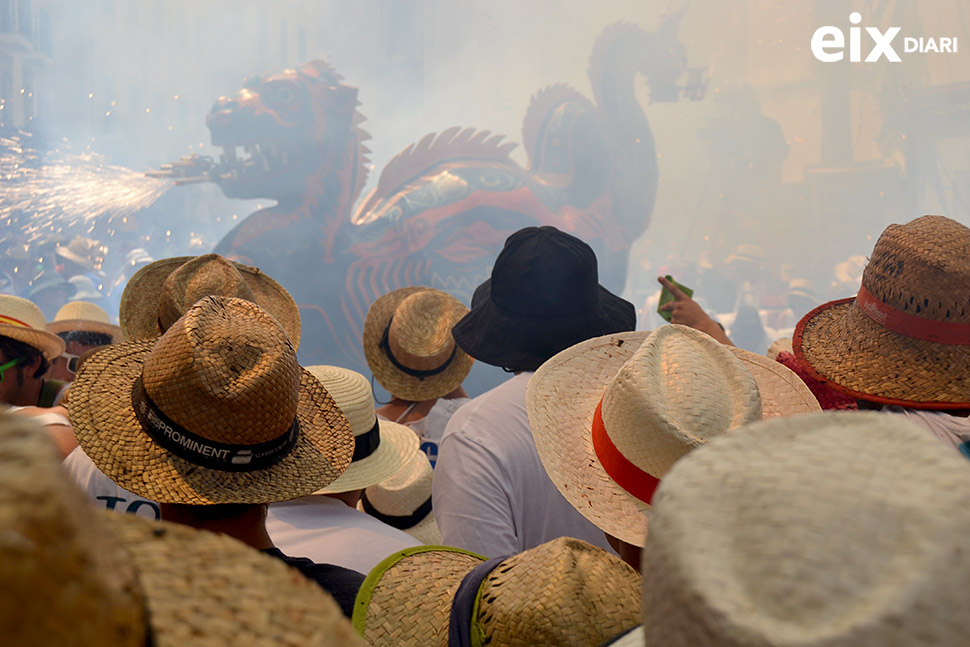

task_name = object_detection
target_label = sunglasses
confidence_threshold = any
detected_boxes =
[0,357,23,382]
[60,352,80,375]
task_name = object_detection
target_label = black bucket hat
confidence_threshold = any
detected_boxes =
[452,226,636,371]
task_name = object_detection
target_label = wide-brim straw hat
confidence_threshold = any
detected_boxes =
[306,365,420,494]
[47,300,124,343]
[451,226,636,371]
[119,254,301,348]
[527,327,821,546]
[55,235,102,270]
[353,537,641,647]
[360,450,441,544]
[642,411,970,647]
[0,412,364,647]
[69,296,354,505]
[364,287,474,402]
[794,216,970,409]
[0,294,66,360]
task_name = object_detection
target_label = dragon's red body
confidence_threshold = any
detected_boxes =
[204,17,701,373]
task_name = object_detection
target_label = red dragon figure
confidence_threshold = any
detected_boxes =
[156,15,704,374]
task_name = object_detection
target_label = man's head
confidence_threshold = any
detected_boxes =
[0,295,65,406]
[451,226,636,372]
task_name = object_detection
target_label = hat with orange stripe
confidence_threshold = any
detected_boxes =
[0,295,66,360]
[794,216,970,409]
[526,325,821,547]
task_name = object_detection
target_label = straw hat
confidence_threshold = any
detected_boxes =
[55,235,102,270]
[360,450,441,544]
[642,411,970,647]
[0,412,364,647]
[794,216,970,408]
[452,226,636,371]
[69,296,354,505]
[527,326,821,546]
[119,254,301,348]
[308,365,419,494]
[47,300,124,343]
[363,287,473,402]
[0,294,66,360]
[352,537,641,647]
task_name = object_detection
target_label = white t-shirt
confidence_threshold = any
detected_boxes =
[392,397,469,468]
[62,446,161,519]
[432,372,616,558]
[267,494,420,574]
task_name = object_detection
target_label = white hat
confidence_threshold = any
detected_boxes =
[309,365,419,493]
[360,450,441,544]
[527,326,820,546]
[642,411,970,647]
[0,294,66,360]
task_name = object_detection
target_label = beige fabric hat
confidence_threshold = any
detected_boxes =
[360,449,441,544]
[308,365,420,494]
[363,287,473,402]
[0,412,364,647]
[0,294,66,360]
[353,537,641,647]
[47,300,124,342]
[69,296,354,505]
[642,411,970,647]
[119,254,301,348]
[527,326,821,546]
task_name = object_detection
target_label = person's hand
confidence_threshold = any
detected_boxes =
[657,276,734,346]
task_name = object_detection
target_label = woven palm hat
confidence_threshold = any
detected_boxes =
[360,449,441,544]
[794,215,970,409]
[528,326,821,547]
[119,253,301,348]
[55,235,103,270]
[364,287,473,402]
[642,411,970,647]
[309,364,420,494]
[353,537,641,647]
[452,226,636,371]
[0,412,364,647]
[0,294,66,360]
[69,296,354,504]
[47,300,124,342]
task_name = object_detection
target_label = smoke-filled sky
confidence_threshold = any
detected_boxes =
[33,0,970,350]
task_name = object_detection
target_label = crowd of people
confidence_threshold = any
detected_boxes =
[1,215,968,645]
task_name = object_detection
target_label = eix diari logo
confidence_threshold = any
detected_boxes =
[812,12,959,62]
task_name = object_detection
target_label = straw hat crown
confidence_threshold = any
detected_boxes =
[143,296,300,445]
[306,365,377,436]
[860,215,969,324]
[600,325,763,480]
[387,290,466,372]
[157,254,258,331]
[0,415,146,646]
[643,411,970,647]
[53,300,112,325]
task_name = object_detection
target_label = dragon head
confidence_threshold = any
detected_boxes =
[206,60,369,203]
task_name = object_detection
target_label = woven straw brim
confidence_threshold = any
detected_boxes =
[794,298,970,408]
[316,420,419,494]
[452,278,636,370]
[641,412,970,647]
[527,331,819,547]
[353,546,486,647]
[69,340,354,504]
[363,452,441,544]
[404,512,443,545]
[47,319,124,343]
[0,322,66,360]
[102,512,365,647]
[363,287,474,402]
[119,256,301,348]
